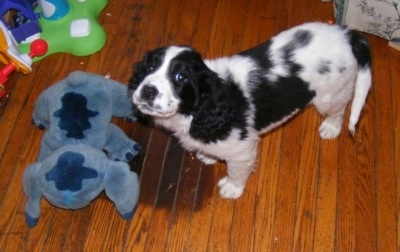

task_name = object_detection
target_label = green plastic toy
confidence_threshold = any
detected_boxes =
[19,0,108,61]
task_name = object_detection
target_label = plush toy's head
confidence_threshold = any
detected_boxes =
[32,71,141,161]
[23,143,140,228]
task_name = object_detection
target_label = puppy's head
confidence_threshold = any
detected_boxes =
[129,46,217,118]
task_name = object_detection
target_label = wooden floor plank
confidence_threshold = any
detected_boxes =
[143,136,185,251]
[292,110,319,251]
[370,37,397,251]
[270,117,304,251]
[251,130,282,251]
[164,154,202,251]
[314,139,339,251]
[206,164,235,252]
[336,114,357,250]
[184,163,218,252]
[390,48,400,252]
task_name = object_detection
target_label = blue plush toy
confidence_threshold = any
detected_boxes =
[24,71,141,227]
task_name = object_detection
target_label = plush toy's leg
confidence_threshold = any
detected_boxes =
[32,91,50,130]
[104,161,140,219]
[104,124,141,162]
[37,135,58,161]
[23,163,43,227]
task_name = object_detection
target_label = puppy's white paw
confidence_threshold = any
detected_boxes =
[319,119,341,139]
[217,177,245,199]
[196,152,217,165]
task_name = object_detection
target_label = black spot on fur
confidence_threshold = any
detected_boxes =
[251,75,316,131]
[318,60,331,75]
[338,66,347,73]
[239,40,273,70]
[346,30,371,69]
[282,30,313,56]
[239,37,316,131]
[280,30,313,74]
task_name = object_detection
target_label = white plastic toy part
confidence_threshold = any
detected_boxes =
[70,19,91,37]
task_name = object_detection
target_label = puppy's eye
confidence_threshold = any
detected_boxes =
[147,65,155,72]
[174,73,188,84]
[146,60,158,72]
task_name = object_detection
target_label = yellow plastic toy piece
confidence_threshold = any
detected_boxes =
[0,21,32,75]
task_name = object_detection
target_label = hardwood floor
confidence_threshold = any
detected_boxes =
[0,0,399,251]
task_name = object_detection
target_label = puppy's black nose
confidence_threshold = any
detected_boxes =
[141,85,158,100]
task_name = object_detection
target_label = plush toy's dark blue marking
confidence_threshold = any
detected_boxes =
[134,144,142,151]
[125,153,133,161]
[25,213,38,228]
[45,151,98,191]
[120,206,137,219]
[31,119,46,130]
[53,92,99,139]
[124,144,142,161]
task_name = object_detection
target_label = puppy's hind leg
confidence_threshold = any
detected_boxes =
[317,102,347,139]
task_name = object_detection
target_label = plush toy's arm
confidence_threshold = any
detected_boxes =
[32,90,50,130]
[107,78,137,121]
[104,124,141,162]
[104,161,140,219]
[23,163,43,227]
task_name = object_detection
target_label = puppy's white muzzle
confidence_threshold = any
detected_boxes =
[132,85,179,118]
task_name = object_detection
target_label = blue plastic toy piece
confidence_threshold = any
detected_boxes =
[0,0,41,43]
[39,0,70,20]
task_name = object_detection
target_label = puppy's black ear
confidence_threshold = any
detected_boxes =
[128,50,161,126]
[128,47,165,91]
[128,57,148,92]
[189,73,242,143]
[190,94,235,143]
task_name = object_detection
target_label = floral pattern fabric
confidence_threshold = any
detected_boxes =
[334,0,400,43]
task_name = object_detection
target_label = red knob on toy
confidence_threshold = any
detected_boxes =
[29,39,49,58]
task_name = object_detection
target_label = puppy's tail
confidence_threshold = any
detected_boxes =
[348,30,372,135]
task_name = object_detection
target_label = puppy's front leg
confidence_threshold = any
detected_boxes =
[218,158,255,199]
[218,142,258,199]
[196,152,217,165]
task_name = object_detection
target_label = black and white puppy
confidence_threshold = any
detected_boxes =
[129,22,371,199]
